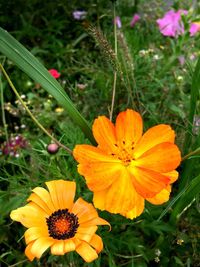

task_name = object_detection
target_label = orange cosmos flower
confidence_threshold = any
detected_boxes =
[10,180,109,263]
[73,109,181,219]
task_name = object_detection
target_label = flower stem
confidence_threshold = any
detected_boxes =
[109,2,118,121]
[0,64,72,154]
[182,147,200,161]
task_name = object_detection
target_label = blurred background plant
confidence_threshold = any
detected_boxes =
[0,0,200,266]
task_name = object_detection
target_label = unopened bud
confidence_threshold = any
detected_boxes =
[47,143,59,154]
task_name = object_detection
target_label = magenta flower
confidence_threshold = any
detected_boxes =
[189,22,200,36]
[1,135,28,157]
[73,10,87,20]
[157,10,188,38]
[114,16,122,28]
[130,14,140,27]
[48,69,61,79]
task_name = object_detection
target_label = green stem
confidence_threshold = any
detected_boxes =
[182,147,200,161]
[109,2,117,121]
[0,64,72,154]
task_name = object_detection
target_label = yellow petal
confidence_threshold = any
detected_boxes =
[76,226,97,243]
[133,124,175,158]
[115,109,143,147]
[64,239,76,253]
[32,187,55,212]
[78,162,122,191]
[123,198,145,219]
[93,190,107,210]
[81,217,110,229]
[10,205,46,228]
[89,234,103,253]
[135,142,181,173]
[76,241,98,263]
[25,226,49,244]
[147,186,171,205]
[129,166,170,198]
[92,115,117,153]
[51,240,65,255]
[163,170,179,184]
[25,242,35,261]
[30,237,54,259]
[105,169,137,213]
[27,193,52,215]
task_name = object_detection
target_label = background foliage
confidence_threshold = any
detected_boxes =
[0,0,200,266]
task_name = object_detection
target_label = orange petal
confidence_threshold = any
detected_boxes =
[25,242,35,261]
[129,166,170,198]
[93,190,107,210]
[51,240,65,255]
[25,226,48,244]
[81,217,110,229]
[64,239,76,253]
[73,145,119,164]
[46,180,76,210]
[163,170,179,184]
[76,226,98,243]
[78,162,122,191]
[133,124,175,158]
[135,142,181,173]
[147,186,171,205]
[71,198,98,224]
[92,116,117,152]
[10,205,47,228]
[105,169,137,213]
[123,197,145,219]
[32,187,55,212]
[76,241,98,263]
[115,109,143,147]
[89,234,103,253]
[27,192,52,215]
[30,237,54,259]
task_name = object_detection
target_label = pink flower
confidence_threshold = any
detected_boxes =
[130,14,140,27]
[48,69,61,79]
[178,55,185,66]
[1,135,28,157]
[114,16,122,28]
[73,10,87,20]
[189,22,200,36]
[157,10,188,37]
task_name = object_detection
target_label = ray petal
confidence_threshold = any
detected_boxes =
[30,237,54,259]
[25,242,35,261]
[64,239,76,253]
[25,226,49,244]
[147,186,171,205]
[89,234,103,253]
[51,240,65,255]
[76,241,98,263]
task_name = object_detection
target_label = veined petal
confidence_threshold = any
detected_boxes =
[89,234,103,253]
[147,186,171,205]
[27,193,52,215]
[71,198,98,224]
[25,242,35,261]
[76,241,98,263]
[51,240,65,255]
[73,145,119,164]
[32,187,55,212]
[78,162,122,191]
[30,237,54,259]
[122,196,145,219]
[92,116,117,152]
[64,239,76,253]
[10,205,46,228]
[135,142,181,173]
[25,226,49,244]
[115,109,143,146]
[133,124,175,158]
[46,180,76,210]
[76,226,98,243]
[105,169,137,213]
[129,166,170,198]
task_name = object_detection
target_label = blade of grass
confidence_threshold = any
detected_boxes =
[0,27,95,144]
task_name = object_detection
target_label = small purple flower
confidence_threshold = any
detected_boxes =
[130,14,140,27]
[1,135,28,157]
[73,10,87,20]
[189,22,200,36]
[114,16,122,28]
[157,10,188,38]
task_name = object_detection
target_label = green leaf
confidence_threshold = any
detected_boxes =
[170,174,200,223]
[0,27,95,144]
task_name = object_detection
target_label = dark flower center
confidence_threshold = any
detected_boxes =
[46,209,79,240]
